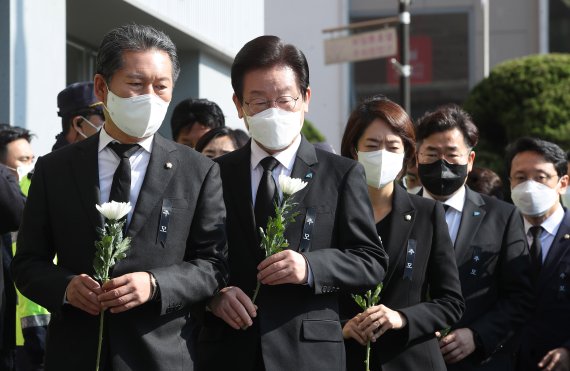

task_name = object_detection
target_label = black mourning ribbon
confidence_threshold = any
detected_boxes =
[255,156,279,234]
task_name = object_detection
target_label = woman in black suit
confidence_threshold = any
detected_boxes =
[340,96,465,371]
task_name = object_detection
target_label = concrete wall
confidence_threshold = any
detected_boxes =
[265,0,350,152]
[0,0,67,157]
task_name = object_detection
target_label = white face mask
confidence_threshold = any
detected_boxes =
[75,116,101,139]
[402,174,422,194]
[358,149,405,189]
[8,163,34,182]
[245,108,302,150]
[104,88,169,138]
[511,180,559,217]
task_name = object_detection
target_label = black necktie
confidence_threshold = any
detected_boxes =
[108,142,141,204]
[529,226,543,275]
[443,204,450,212]
[255,157,279,233]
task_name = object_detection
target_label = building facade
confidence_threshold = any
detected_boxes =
[0,0,263,156]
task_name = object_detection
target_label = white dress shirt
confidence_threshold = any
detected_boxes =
[249,135,313,285]
[423,185,466,246]
[250,135,301,204]
[98,127,153,225]
[523,203,564,263]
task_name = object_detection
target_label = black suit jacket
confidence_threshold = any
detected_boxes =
[11,133,228,371]
[0,164,25,351]
[517,208,570,371]
[447,187,534,371]
[342,183,465,371]
[197,138,388,371]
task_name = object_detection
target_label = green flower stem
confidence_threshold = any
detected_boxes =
[365,340,371,371]
[95,309,105,371]
[95,278,108,371]
[252,280,261,304]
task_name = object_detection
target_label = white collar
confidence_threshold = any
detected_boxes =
[523,202,565,237]
[98,124,154,154]
[250,135,301,172]
[423,185,466,213]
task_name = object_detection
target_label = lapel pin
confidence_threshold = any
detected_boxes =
[165,162,173,169]
[305,172,313,179]
[473,211,480,216]
[564,234,570,240]
[404,214,412,221]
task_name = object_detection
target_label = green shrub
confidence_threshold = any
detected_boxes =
[301,119,326,143]
[463,53,570,172]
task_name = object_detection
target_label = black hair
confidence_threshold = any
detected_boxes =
[0,124,33,163]
[96,24,180,84]
[170,98,225,141]
[505,137,567,178]
[467,167,504,199]
[194,127,249,153]
[231,35,309,103]
[416,104,479,149]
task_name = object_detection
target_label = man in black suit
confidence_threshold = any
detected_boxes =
[506,137,570,371]
[0,163,25,370]
[11,24,227,371]
[416,105,534,370]
[197,36,388,371]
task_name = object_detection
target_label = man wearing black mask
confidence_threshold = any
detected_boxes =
[416,105,534,371]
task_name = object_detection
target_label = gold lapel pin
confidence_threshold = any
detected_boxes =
[404,214,412,221]
[165,162,173,169]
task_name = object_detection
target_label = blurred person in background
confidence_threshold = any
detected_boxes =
[340,95,464,371]
[195,127,249,159]
[170,98,225,148]
[53,82,104,151]
[466,167,504,200]
[402,159,421,194]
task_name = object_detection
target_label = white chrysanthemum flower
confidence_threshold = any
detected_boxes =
[96,201,132,221]
[279,174,308,196]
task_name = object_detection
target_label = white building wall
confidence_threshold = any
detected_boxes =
[1,0,67,157]
[197,53,247,131]
[125,0,264,57]
[265,0,350,151]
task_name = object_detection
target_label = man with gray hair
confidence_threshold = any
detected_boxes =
[12,24,227,371]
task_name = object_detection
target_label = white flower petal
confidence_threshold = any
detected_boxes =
[279,174,308,196]
[96,201,132,220]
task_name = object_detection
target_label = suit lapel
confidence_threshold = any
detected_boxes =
[226,144,258,253]
[289,137,318,206]
[381,183,415,286]
[127,134,176,237]
[539,210,570,287]
[455,187,486,263]
[71,134,103,229]
[286,137,318,249]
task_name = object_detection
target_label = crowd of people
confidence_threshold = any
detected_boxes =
[0,23,568,371]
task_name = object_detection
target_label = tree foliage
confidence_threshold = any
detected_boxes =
[463,53,570,171]
[301,119,326,143]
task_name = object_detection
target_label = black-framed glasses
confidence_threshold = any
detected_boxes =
[244,95,300,114]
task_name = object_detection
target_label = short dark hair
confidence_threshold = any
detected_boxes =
[467,167,504,199]
[195,127,249,153]
[170,98,225,141]
[231,35,309,103]
[505,137,567,178]
[96,24,180,84]
[341,95,416,170]
[416,104,479,149]
[0,125,33,163]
